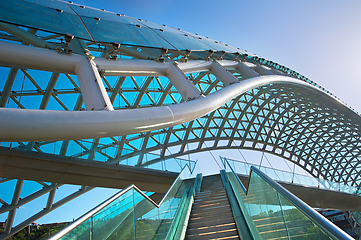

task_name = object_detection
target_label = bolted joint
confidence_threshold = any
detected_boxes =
[158,47,168,63]
[110,42,120,60]
[180,49,192,63]
[205,49,214,61]
[241,53,248,62]
[218,50,226,60]
[85,49,95,60]
[233,52,240,61]
[58,33,74,55]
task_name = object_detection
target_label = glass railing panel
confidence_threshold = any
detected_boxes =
[133,190,158,240]
[223,157,357,196]
[245,173,289,239]
[281,171,294,183]
[94,189,138,240]
[160,158,182,173]
[54,162,197,240]
[60,188,135,240]
[222,157,352,240]
[278,193,331,240]
[155,180,188,239]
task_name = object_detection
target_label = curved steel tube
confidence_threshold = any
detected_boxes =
[0,75,323,142]
[0,41,343,142]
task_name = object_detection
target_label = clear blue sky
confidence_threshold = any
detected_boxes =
[1,0,361,226]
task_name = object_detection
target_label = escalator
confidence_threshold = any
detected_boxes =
[48,159,353,240]
[186,175,239,239]
[48,165,202,240]
[221,158,352,240]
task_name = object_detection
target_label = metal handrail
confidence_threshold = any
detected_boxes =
[49,164,191,240]
[224,157,357,194]
[157,164,191,206]
[222,156,248,194]
[250,166,353,240]
[222,157,353,240]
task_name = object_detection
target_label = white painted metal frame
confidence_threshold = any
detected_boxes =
[1,17,361,240]
[0,41,327,142]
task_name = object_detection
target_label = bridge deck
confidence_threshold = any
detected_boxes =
[0,147,177,193]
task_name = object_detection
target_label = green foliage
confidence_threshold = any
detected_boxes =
[108,220,156,240]
[307,226,330,240]
[3,223,67,240]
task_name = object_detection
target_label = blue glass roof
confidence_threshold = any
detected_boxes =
[0,0,242,51]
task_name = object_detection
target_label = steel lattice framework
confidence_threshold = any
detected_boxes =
[1,0,361,238]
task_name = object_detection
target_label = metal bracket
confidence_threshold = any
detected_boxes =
[58,33,74,55]
[158,47,168,63]
[180,49,191,63]
[205,49,214,61]
[218,50,226,60]
[104,42,120,60]
[233,52,240,61]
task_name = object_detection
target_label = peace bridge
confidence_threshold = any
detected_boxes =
[0,1,361,239]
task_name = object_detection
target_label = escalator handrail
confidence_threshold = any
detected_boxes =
[158,164,192,206]
[250,166,353,240]
[222,156,248,194]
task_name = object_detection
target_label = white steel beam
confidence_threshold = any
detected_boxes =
[166,63,202,101]
[39,72,60,110]
[0,75,323,142]
[0,22,56,49]
[254,65,274,75]
[4,179,23,235]
[209,61,239,85]
[0,41,83,73]
[236,62,260,78]
[75,58,114,111]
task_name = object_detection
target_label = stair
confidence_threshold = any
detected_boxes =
[185,174,240,240]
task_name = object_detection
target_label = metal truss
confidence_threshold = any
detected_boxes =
[1,12,361,239]
[0,178,93,239]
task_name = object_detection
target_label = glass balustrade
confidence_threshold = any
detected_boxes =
[51,162,198,240]
[222,157,351,240]
[221,157,357,195]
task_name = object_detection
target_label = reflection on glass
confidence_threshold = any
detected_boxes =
[1,0,249,51]
[223,158,333,240]
[222,157,356,195]
[278,194,329,240]
[58,164,197,240]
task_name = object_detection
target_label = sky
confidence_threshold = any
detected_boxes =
[2,0,361,227]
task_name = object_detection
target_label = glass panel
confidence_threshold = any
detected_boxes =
[58,163,196,240]
[79,16,174,49]
[222,157,336,240]
[2,0,249,52]
[60,188,135,240]
[58,141,197,174]
[246,173,288,239]
[95,189,136,240]
[0,0,91,40]
[134,190,157,240]
[278,194,331,240]
[223,157,355,196]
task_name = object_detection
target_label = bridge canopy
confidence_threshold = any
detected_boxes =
[1,0,361,238]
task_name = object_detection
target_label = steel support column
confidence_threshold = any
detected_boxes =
[210,61,239,85]
[0,68,19,107]
[75,58,114,111]
[4,179,23,235]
